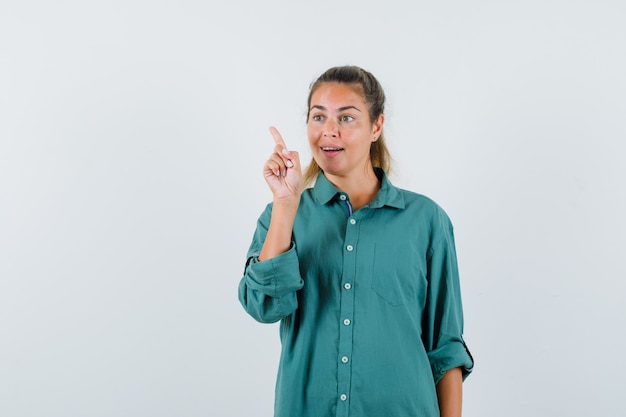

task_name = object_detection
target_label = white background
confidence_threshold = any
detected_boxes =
[1,1,625,416]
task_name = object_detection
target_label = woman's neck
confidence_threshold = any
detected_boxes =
[326,167,381,211]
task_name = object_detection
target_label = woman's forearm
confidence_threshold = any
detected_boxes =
[436,367,463,417]
[258,200,299,261]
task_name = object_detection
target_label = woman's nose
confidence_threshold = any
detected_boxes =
[323,119,338,137]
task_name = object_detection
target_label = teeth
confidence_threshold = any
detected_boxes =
[322,147,343,151]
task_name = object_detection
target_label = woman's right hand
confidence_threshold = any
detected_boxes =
[264,126,302,202]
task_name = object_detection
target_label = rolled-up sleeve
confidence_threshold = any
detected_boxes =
[426,336,473,383]
[423,217,474,384]
[238,245,304,323]
[238,204,304,324]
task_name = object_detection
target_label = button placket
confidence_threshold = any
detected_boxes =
[337,205,358,416]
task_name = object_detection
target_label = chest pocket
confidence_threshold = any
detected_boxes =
[370,242,424,306]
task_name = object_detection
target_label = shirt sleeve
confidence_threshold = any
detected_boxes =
[422,212,474,384]
[238,205,304,324]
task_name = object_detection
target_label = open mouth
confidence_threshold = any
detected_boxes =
[321,147,344,152]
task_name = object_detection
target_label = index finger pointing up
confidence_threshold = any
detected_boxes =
[269,126,288,151]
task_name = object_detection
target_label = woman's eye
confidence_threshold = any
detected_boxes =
[312,115,323,122]
[340,115,354,122]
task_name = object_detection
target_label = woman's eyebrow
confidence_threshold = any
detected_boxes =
[338,105,361,112]
[309,105,362,112]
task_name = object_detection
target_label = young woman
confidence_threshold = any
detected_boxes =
[238,66,473,417]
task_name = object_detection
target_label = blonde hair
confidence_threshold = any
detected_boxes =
[303,66,392,187]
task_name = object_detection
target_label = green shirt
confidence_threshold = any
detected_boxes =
[239,169,473,417]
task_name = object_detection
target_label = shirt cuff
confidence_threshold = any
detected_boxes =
[245,243,303,297]
[427,339,474,384]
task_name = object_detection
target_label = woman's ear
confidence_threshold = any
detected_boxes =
[372,114,384,141]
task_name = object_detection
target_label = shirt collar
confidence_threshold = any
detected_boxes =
[312,168,405,209]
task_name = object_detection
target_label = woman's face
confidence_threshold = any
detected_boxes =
[307,82,383,180]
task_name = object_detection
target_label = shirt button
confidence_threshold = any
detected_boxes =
[341,356,349,363]
[346,245,353,251]
[349,219,356,225]
[339,194,347,201]
[340,394,348,401]
[344,283,352,290]
[343,319,351,326]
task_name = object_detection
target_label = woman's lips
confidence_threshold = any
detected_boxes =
[321,146,344,156]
